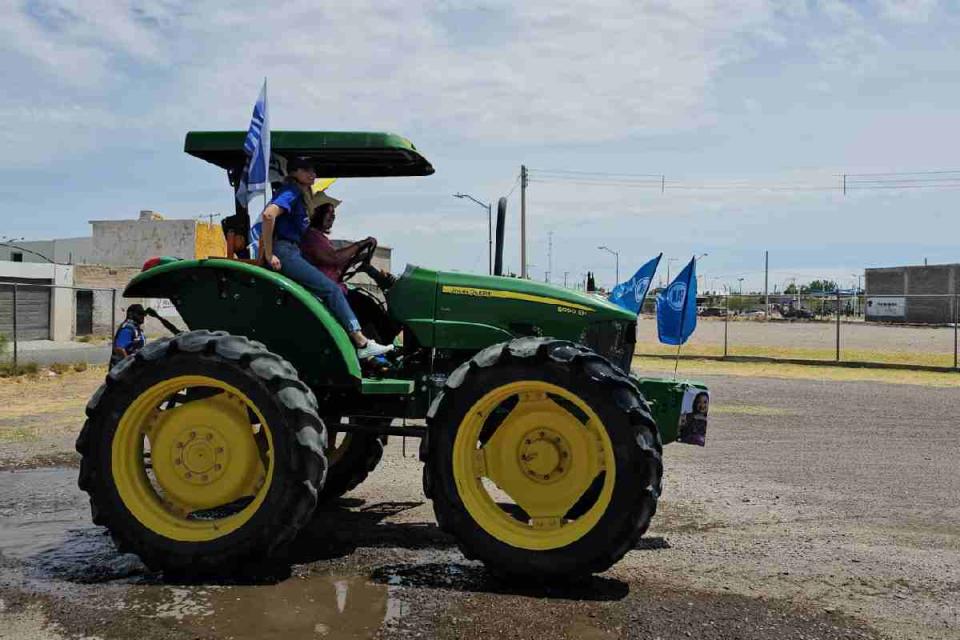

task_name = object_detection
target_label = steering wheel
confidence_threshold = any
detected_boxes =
[341,239,377,282]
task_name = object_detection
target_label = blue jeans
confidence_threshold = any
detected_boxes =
[273,240,361,334]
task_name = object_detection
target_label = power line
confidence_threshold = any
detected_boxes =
[505,173,522,200]
[525,167,960,194]
[530,168,664,179]
[842,169,960,177]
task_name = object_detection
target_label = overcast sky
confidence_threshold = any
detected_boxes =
[2,0,958,292]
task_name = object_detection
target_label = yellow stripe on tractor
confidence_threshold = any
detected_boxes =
[441,285,595,313]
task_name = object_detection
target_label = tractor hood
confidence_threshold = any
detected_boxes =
[435,271,635,321]
[387,266,637,368]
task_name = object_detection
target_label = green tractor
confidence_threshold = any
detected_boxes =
[76,131,708,580]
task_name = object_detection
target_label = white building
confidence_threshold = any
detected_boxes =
[0,237,92,264]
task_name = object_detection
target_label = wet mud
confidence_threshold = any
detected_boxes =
[0,467,889,640]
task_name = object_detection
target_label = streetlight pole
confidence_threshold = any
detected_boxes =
[666,257,678,283]
[738,277,744,297]
[598,246,619,288]
[453,193,492,275]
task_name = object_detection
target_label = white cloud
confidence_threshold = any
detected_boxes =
[877,0,940,23]
[0,0,782,156]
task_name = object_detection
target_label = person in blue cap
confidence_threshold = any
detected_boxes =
[110,304,180,368]
[110,304,147,368]
[258,156,393,360]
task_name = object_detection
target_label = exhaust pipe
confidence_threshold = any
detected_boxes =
[494,197,507,276]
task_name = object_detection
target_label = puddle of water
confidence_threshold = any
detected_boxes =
[0,469,107,571]
[1,468,409,638]
[0,469,84,518]
[0,516,82,561]
[122,574,405,639]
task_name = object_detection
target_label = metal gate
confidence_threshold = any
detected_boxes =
[76,290,93,336]
[0,280,52,341]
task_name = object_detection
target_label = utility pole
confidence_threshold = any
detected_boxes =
[738,277,744,297]
[520,165,528,279]
[563,271,569,288]
[764,250,769,319]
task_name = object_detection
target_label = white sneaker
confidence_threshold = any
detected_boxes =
[357,340,394,360]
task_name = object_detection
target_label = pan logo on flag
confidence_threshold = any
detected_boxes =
[666,282,687,311]
[633,277,651,305]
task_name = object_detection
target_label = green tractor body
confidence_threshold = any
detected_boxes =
[125,259,696,444]
[78,130,708,580]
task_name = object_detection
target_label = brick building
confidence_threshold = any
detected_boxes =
[864,263,959,324]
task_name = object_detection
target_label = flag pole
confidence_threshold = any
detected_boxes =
[674,343,681,379]
[263,77,270,216]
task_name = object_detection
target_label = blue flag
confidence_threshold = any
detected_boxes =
[656,257,698,345]
[236,80,270,207]
[609,253,662,314]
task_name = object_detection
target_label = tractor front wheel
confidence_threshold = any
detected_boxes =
[426,337,662,580]
[76,330,327,575]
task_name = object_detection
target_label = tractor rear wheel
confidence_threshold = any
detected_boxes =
[426,337,662,580]
[319,417,388,502]
[76,330,327,575]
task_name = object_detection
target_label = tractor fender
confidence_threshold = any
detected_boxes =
[124,259,361,386]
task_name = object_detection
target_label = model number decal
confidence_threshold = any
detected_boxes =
[557,306,587,316]
[443,286,493,298]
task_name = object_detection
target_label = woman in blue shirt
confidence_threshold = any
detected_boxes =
[259,156,393,360]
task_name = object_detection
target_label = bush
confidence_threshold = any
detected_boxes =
[49,363,70,375]
[73,362,88,372]
[0,362,39,378]
[0,333,7,355]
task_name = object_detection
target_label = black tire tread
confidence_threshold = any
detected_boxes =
[76,330,327,575]
[425,337,662,580]
[317,426,387,502]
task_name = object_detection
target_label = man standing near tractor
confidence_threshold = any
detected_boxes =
[110,304,180,368]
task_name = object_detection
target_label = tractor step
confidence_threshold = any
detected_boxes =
[361,378,416,395]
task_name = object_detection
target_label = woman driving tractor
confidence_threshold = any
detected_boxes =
[258,156,393,360]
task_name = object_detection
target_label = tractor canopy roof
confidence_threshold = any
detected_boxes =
[184,130,434,177]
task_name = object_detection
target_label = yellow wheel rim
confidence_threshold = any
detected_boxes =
[112,375,274,542]
[452,381,615,550]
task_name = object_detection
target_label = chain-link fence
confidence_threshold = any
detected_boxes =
[637,292,960,370]
[3,281,958,371]
[0,281,181,368]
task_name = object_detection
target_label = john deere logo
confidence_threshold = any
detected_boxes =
[666,282,687,311]
[633,277,651,304]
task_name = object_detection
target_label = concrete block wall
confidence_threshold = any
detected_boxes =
[90,219,226,268]
[91,220,198,267]
[865,264,958,324]
[74,264,182,338]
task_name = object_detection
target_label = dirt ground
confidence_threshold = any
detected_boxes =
[0,364,958,639]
